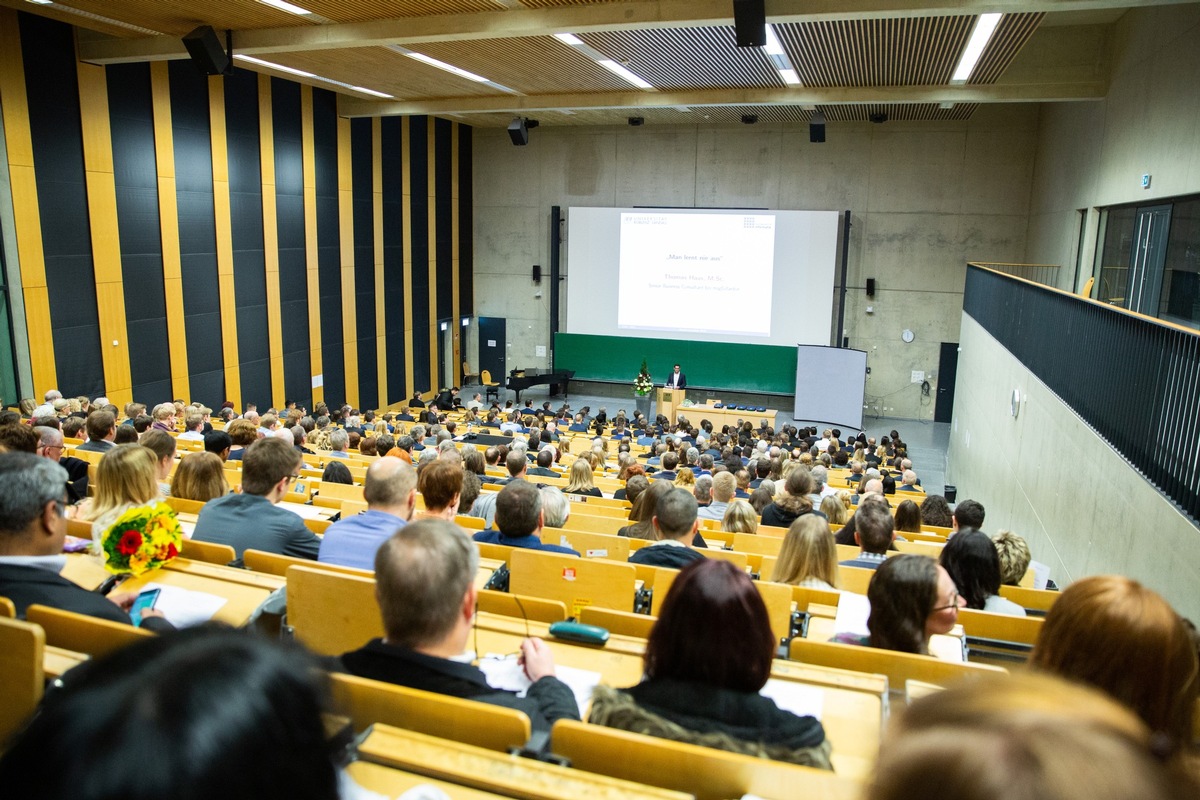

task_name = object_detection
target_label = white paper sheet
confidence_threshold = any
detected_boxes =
[140,581,227,627]
[832,590,871,637]
[478,653,601,716]
[760,678,824,720]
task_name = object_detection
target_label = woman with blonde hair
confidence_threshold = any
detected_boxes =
[720,499,759,534]
[564,457,602,497]
[170,452,230,503]
[1030,575,1199,756]
[673,468,695,489]
[73,445,159,526]
[819,495,846,526]
[771,515,838,590]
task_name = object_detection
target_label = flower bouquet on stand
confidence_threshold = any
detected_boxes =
[633,359,653,418]
[97,501,184,576]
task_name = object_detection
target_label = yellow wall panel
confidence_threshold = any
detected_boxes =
[302,86,323,408]
[209,78,240,406]
[259,74,284,406]
[150,63,189,401]
[338,118,358,409]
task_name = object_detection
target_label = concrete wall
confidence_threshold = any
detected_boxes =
[474,105,1037,421]
[1025,4,1200,289]
[947,314,1200,621]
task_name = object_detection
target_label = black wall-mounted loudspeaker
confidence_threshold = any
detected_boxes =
[532,265,542,283]
[732,0,767,48]
[182,26,232,76]
[809,110,826,143]
[866,278,876,297]
[507,117,529,146]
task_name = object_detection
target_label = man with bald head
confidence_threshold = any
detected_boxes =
[318,456,418,570]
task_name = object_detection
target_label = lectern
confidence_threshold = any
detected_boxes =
[656,387,684,426]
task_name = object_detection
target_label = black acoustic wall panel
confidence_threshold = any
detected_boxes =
[169,60,224,407]
[408,116,430,394]
[458,125,473,319]
[224,70,271,410]
[380,117,407,404]
[271,78,311,408]
[312,88,344,409]
[22,14,105,399]
[107,61,172,404]
[350,117,378,410]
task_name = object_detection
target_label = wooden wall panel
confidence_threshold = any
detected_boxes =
[338,116,358,408]
[208,77,241,407]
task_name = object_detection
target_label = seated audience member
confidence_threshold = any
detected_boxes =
[113,426,139,444]
[992,530,1032,586]
[838,501,895,570]
[865,672,1199,800]
[61,416,86,441]
[834,554,965,654]
[204,430,233,462]
[819,494,847,527]
[318,457,416,570]
[34,425,89,501]
[0,452,170,630]
[76,410,117,452]
[326,429,350,458]
[334,519,580,731]
[652,451,680,481]
[224,418,259,461]
[0,627,357,800]
[672,464,696,490]
[320,460,353,485]
[897,469,922,492]
[720,498,759,534]
[0,422,38,453]
[893,498,923,534]
[617,479,674,540]
[177,413,206,441]
[919,493,953,528]
[952,498,985,533]
[192,438,320,564]
[473,480,579,555]
[527,448,559,478]
[628,488,705,568]
[748,486,773,515]
[471,450,532,528]
[415,459,462,521]
[620,474,650,508]
[613,464,646,500]
[563,457,603,497]
[589,559,830,768]
[539,486,571,529]
[170,452,229,503]
[772,515,839,590]
[71,444,159,524]
[760,467,821,528]
[938,529,1026,616]
[697,471,736,521]
[1030,575,1199,756]
[139,429,177,497]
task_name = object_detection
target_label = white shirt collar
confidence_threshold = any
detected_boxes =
[0,553,68,572]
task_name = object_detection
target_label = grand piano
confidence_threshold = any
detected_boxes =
[505,368,576,404]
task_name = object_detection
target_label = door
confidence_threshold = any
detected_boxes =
[1127,205,1172,316]
[934,342,958,424]
[477,317,506,386]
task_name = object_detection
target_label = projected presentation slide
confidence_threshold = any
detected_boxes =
[567,206,840,348]
[617,212,775,336]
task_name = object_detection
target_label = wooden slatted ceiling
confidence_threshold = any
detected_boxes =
[416,36,633,94]
[580,26,782,91]
[19,0,303,35]
[265,47,503,99]
[298,1,506,23]
[969,13,1045,84]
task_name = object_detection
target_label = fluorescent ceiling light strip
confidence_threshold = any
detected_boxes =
[407,52,489,83]
[258,0,313,15]
[951,13,1002,83]
[234,54,314,79]
[350,86,394,99]
[26,0,54,5]
[554,32,583,46]
[763,24,785,56]
[598,59,654,90]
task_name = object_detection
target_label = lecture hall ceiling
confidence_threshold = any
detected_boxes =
[3,0,1149,126]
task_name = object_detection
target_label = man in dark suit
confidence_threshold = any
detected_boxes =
[34,426,90,502]
[666,363,687,389]
[191,438,321,565]
[0,452,171,630]
[333,519,580,732]
[628,488,705,569]
[473,480,579,556]
[75,409,117,453]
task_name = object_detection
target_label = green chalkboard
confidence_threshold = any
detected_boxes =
[553,333,796,395]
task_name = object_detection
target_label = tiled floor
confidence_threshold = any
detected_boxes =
[461,381,951,495]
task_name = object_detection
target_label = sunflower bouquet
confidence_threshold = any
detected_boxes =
[98,502,183,576]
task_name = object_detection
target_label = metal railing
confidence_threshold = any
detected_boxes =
[964,265,1200,524]
[969,262,1061,289]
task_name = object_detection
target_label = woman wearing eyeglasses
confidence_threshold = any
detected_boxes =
[834,554,966,654]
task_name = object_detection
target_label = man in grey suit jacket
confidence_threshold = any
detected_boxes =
[74,410,117,453]
[192,438,321,565]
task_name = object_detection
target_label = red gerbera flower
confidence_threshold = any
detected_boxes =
[166,543,179,559]
[117,530,143,555]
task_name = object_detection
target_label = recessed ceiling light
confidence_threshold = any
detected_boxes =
[779,69,800,86]
[598,59,654,90]
[258,0,314,16]
[26,0,54,5]
[763,25,785,56]
[553,33,584,46]
[407,52,489,83]
[951,13,1002,83]
[233,54,314,79]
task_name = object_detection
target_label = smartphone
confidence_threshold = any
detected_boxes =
[129,588,161,627]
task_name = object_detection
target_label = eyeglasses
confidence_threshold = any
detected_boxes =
[932,591,961,612]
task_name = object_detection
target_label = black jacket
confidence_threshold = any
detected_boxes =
[0,563,173,631]
[334,639,580,732]
[628,543,706,569]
